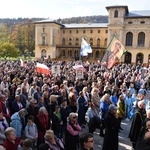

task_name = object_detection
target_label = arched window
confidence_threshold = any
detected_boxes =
[42,36,45,45]
[114,10,118,18]
[104,38,107,46]
[95,51,100,59]
[75,38,79,45]
[138,32,145,47]
[68,50,72,57]
[41,49,46,57]
[61,49,65,57]
[126,32,133,46]
[74,50,79,61]
[89,38,93,46]
[97,38,100,46]
[62,38,65,45]
[136,53,143,64]
[69,38,72,45]
[124,52,132,64]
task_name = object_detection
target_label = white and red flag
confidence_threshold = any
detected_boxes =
[36,63,50,75]
[20,59,26,67]
[73,65,86,72]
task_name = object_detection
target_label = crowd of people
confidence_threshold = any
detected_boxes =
[0,60,149,150]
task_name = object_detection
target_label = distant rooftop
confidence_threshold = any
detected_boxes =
[125,10,150,18]
[63,23,108,28]
[34,19,64,26]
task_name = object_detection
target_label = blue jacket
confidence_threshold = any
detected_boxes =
[100,100,109,119]
[11,112,23,138]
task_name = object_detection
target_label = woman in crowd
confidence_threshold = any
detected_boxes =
[3,127,20,150]
[36,107,49,146]
[117,94,126,130]
[65,112,81,150]
[77,91,87,127]
[44,129,64,150]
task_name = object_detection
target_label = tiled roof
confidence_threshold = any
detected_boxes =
[125,10,150,18]
[63,23,108,28]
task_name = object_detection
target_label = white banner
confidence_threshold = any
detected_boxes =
[52,65,60,75]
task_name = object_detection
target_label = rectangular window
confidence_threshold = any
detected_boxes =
[83,30,86,34]
[69,30,72,34]
[76,30,78,34]
[105,30,108,33]
[63,30,65,34]
[90,30,93,33]
[98,30,100,33]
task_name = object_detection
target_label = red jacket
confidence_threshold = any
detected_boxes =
[3,137,20,150]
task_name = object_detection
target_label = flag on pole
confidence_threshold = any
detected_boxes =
[80,38,92,56]
[36,63,50,75]
[101,35,127,69]
[20,59,26,67]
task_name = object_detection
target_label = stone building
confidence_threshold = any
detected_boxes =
[34,5,150,65]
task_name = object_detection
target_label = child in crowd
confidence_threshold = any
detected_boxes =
[24,115,38,147]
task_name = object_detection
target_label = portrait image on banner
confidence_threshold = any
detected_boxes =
[76,69,83,79]
[52,65,60,75]
[101,35,127,69]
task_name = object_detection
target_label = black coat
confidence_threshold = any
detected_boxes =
[135,138,150,150]
[102,111,119,150]
[129,108,146,144]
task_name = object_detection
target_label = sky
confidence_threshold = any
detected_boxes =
[1,0,150,19]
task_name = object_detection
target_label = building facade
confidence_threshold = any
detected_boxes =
[34,5,150,65]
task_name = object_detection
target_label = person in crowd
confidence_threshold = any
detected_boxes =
[52,105,62,138]
[49,95,58,118]
[60,99,70,139]
[36,96,46,109]
[110,91,118,106]
[77,91,87,127]
[32,86,42,102]
[43,129,64,150]
[135,131,150,150]
[100,93,111,137]
[79,133,94,150]
[0,94,11,124]
[3,127,20,150]
[0,110,8,145]
[17,139,33,150]
[117,94,126,131]
[26,99,39,119]
[11,109,28,138]
[11,94,24,114]
[65,112,81,150]
[36,107,49,146]
[102,104,120,150]
[129,100,146,149]
[91,88,100,113]
[24,115,38,148]
[87,102,101,134]
[20,87,28,108]
[68,87,77,113]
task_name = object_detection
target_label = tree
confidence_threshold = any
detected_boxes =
[0,42,19,59]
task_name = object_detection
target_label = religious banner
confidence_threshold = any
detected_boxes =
[101,35,127,69]
[76,69,83,79]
